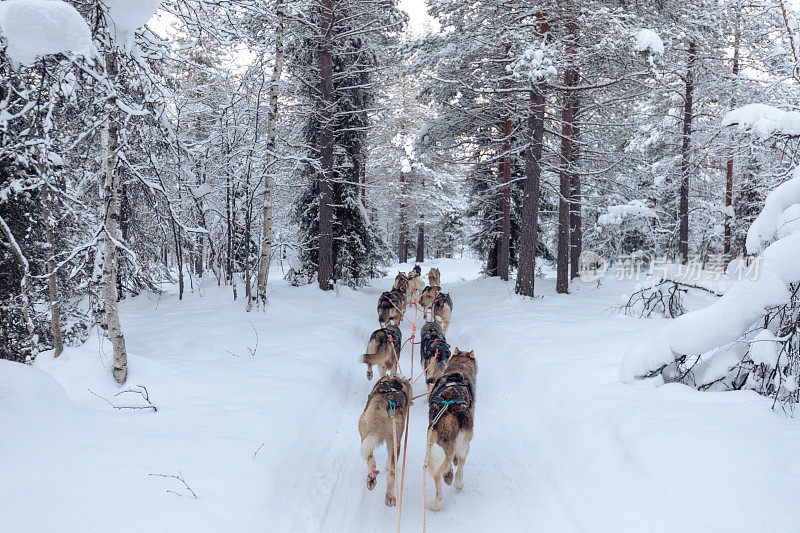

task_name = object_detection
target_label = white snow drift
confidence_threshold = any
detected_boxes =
[4,260,800,531]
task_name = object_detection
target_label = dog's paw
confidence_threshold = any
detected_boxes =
[427,500,442,512]
[454,478,463,491]
[453,457,459,466]
[366,470,379,490]
[443,469,454,486]
[385,493,396,507]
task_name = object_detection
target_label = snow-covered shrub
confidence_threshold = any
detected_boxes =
[621,264,728,318]
[620,105,800,407]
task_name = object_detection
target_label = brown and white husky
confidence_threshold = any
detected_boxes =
[359,375,412,507]
[426,348,477,511]
[361,325,402,380]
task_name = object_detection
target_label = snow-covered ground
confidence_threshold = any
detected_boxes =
[3,258,800,532]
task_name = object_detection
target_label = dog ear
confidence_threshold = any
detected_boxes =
[453,347,461,355]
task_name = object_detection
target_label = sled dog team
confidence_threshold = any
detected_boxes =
[359,265,477,512]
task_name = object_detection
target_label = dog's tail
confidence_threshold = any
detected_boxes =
[361,433,381,461]
[361,352,384,365]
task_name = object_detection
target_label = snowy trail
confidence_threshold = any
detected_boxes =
[5,258,800,532]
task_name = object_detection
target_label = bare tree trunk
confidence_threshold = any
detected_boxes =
[724,10,740,257]
[0,214,37,362]
[398,172,408,263]
[194,161,204,277]
[498,113,511,281]
[556,21,578,294]
[360,154,367,207]
[487,237,499,277]
[416,221,424,263]
[244,184,253,304]
[42,186,63,356]
[257,0,284,306]
[679,41,696,264]
[569,93,582,280]
[515,55,547,297]
[100,68,128,384]
[318,0,335,290]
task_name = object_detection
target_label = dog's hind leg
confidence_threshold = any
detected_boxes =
[427,443,446,511]
[443,466,454,486]
[385,421,400,507]
[361,434,380,490]
[453,431,470,491]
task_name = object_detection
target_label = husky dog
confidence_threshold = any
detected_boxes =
[392,272,412,311]
[419,322,451,391]
[361,325,402,380]
[427,267,441,288]
[377,289,405,327]
[426,348,477,511]
[408,265,426,295]
[359,375,412,507]
[419,286,453,333]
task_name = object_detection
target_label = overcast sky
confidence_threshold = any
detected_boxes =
[399,0,438,35]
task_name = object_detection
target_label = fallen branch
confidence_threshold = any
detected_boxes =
[88,385,158,412]
[148,471,198,499]
[253,443,265,458]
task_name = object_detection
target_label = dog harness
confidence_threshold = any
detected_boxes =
[369,380,408,417]
[428,372,473,427]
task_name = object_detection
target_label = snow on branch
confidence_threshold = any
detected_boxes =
[597,200,657,226]
[633,29,664,55]
[0,0,91,66]
[510,44,556,83]
[722,103,800,139]
[103,0,163,48]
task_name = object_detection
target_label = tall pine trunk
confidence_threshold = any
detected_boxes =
[317,0,335,290]
[569,92,582,280]
[679,41,696,264]
[498,114,511,281]
[360,154,367,207]
[257,0,284,306]
[556,20,578,294]
[398,171,408,263]
[724,12,740,257]
[416,221,424,262]
[515,85,545,296]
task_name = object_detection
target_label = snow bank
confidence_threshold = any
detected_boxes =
[0,0,91,66]
[598,200,656,225]
[746,165,800,252]
[722,103,800,139]
[0,359,70,409]
[104,0,162,44]
[634,29,664,55]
